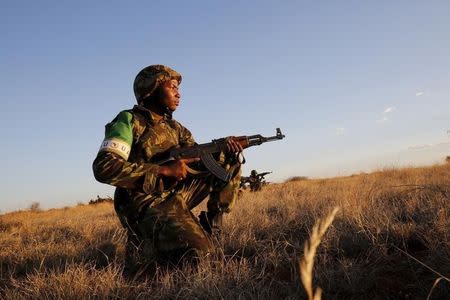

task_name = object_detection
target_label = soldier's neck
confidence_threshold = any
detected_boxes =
[144,102,165,122]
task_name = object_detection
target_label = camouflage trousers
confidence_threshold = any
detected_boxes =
[123,162,241,275]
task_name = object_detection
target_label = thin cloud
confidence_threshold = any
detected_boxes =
[415,91,424,97]
[336,127,345,136]
[408,144,433,150]
[383,106,395,113]
[407,141,449,150]
[377,106,395,123]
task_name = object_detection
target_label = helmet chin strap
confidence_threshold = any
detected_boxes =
[164,106,173,119]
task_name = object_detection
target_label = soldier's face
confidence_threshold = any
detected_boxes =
[159,79,180,112]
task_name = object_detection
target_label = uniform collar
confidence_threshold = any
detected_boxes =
[133,105,172,124]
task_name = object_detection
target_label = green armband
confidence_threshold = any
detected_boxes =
[98,111,133,160]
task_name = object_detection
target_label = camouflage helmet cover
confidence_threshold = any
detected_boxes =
[133,65,182,103]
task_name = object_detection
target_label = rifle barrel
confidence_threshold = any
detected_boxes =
[261,128,285,142]
[242,128,285,148]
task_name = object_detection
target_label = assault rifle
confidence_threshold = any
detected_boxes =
[152,128,285,182]
[256,171,272,179]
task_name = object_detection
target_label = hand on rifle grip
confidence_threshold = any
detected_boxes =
[158,157,200,181]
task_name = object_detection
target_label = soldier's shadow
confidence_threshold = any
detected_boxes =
[78,241,119,269]
[1,232,120,284]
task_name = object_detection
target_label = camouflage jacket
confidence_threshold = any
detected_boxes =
[92,105,195,222]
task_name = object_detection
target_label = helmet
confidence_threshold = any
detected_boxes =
[133,65,182,103]
[251,170,257,176]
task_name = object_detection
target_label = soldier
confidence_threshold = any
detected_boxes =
[247,170,271,192]
[248,170,261,191]
[92,65,242,276]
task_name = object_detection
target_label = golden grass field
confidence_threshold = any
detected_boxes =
[1,164,449,299]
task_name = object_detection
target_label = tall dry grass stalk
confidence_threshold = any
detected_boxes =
[299,207,340,300]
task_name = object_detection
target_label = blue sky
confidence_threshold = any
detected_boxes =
[1,1,449,213]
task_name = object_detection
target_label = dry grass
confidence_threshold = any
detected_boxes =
[1,164,449,299]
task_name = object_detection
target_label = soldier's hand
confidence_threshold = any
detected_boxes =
[158,158,200,181]
[226,136,244,154]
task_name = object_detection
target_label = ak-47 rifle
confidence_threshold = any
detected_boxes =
[152,128,285,182]
[257,171,272,179]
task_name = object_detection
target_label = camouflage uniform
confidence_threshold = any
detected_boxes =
[92,65,241,273]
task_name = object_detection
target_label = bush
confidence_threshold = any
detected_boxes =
[29,202,41,212]
[285,176,308,183]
